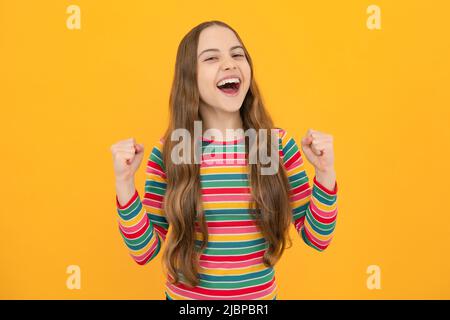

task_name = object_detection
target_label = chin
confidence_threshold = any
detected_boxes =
[217,101,243,113]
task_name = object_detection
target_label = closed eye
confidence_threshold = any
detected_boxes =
[204,54,245,62]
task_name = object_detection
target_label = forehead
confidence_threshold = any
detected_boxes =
[197,26,242,53]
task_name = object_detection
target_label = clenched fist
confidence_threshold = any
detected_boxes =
[300,129,335,173]
[110,138,145,182]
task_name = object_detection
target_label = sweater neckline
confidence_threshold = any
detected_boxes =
[201,134,246,144]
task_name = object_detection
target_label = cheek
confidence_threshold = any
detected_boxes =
[241,63,251,86]
[197,66,216,92]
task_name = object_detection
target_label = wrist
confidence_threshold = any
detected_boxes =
[115,178,137,208]
[115,177,135,190]
[315,166,335,176]
[315,168,336,191]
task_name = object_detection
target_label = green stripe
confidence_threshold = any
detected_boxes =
[118,199,141,219]
[144,186,166,196]
[204,214,256,221]
[201,180,249,188]
[199,270,274,289]
[283,142,298,162]
[301,228,321,251]
[289,175,308,189]
[202,243,268,255]
[313,184,336,203]
[202,145,246,152]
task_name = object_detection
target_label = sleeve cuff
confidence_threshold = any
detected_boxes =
[313,175,338,195]
[116,189,139,209]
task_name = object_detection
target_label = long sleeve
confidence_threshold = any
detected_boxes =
[115,139,169,265]
[279,128,338,251]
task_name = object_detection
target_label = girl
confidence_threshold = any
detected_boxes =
[110,20,338,300]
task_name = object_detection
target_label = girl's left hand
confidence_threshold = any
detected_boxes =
[300,129,335,173]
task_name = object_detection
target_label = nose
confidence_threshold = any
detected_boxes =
[221,55,238,71]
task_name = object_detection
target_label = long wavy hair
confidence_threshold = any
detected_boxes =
[161,20,293,287]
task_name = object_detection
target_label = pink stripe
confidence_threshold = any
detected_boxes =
[286,157,304,171]
[202,194,252,202]
[200,249,265,262]
[119,214,147,234]
[202,151,246,156]
[142,198,163,209]
[291,188,311,202]
[199,257,263,269]
[166,280,276,300]
[303,225,332,247]
[201,162,247,168]
[202,187,251,195]
[202,153,246,159]
[203,161,247,166]
[310,199,338,219]
[198,226,259,234]
[147,167,165,177]
[294,218,305,232]
[132,237,159,262]
[154,225,168,240]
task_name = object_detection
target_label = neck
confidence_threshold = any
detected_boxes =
[199,102,244,140]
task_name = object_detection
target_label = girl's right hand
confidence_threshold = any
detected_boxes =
[110,138,145,182]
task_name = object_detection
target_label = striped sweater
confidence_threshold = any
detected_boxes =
[115,128,338,300]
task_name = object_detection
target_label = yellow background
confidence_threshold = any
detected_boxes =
[1,0,449,299]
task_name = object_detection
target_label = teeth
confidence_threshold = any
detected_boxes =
[217,77,240,87]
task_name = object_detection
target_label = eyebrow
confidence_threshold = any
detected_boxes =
[198,45,244,58]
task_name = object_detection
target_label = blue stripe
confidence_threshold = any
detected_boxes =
[204,209,257,215]
[201,174,248,181]
[199,268,273,281]
[282,138,294,155]
[117,201,143,221]
[145,180,166,189]
[195,237,266,248]
[288,171,307,183]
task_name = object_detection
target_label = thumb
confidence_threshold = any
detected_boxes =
[134,143,144,154]
[301,136,312,147]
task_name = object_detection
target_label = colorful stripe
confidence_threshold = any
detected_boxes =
[116,128,338,299]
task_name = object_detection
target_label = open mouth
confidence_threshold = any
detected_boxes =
[216,77,241,96]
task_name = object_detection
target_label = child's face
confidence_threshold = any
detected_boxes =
[197,26,251,114]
